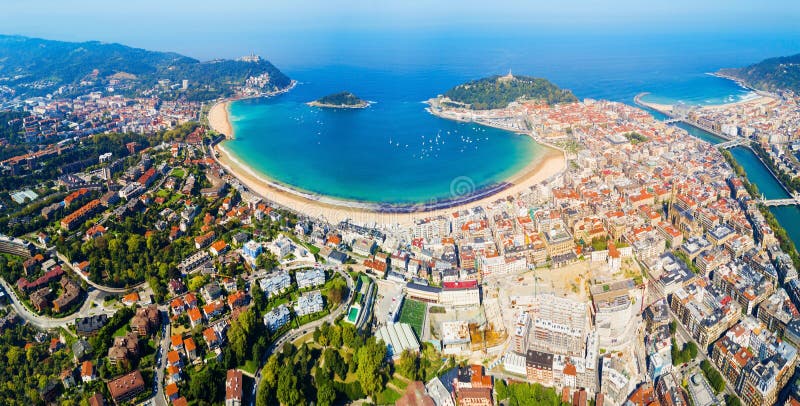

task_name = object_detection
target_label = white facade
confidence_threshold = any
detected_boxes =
[294,291,324,317]
[295,268,326,289]
[258,270,291,298]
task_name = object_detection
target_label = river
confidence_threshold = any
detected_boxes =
[671,121,800,249]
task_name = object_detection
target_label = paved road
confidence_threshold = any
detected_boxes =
[249,266,354,405]
[152,308,170,406]
[0,277,116,330]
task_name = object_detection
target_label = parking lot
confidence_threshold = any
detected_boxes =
[373,279,403,326]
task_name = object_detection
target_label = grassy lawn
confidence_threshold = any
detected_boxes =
[239,359,258,375]
[296,309,330,326]
[389,377,409,391]
[291,331,316,346]
[166,193,182,205]
[283,232,320,255]
[265,295,290,311]
[112,323,130,337]
[171,324,190,337]
[57,327,77,347]
[171,168,186,178]
[376,387,401,404]
[398,299,426,337]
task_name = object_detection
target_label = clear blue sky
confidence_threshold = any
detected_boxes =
[1,0,798,61]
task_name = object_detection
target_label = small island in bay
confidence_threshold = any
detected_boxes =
[307,91,371,108]
[433,72,578,110]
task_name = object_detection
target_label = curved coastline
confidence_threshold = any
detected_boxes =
[208,99,566,225]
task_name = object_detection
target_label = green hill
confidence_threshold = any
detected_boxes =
[718,53,800,93]
[443,74,577,110]
[0,34,291,100]
[309,91,369,108]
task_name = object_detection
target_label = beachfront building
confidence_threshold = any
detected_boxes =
[526,350,555,386]
[512,312,531,353]
[711,317,797,406]
[226,369,244,406]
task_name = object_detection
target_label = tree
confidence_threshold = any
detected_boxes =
[725,395,742,406]
[252,283,266,311]
[315,373,336,406]
[258,355,281,403]
[325,277,348,305]
[324,348,347,380]
[149,276,165,303]
[395,349,420,380]
[328,325,342,348]
[700,360,725,394]
[356,337,387,397]
[228,308,257,365]
[276,365,305,406]
[686,341,698,359]
[495,379,509,401]
[187,362,223,403]
[5,347,22,366]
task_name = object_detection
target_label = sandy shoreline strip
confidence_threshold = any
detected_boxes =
[637,95,776,115]
[208,100,233,138]
[208,100,566,226]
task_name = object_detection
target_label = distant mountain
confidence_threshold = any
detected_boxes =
[718,53,800,93]
[308,91,369,108]
[442,73,577,110]
[0,34,291,100]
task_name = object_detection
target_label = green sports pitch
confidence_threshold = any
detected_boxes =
[398,299,426,337]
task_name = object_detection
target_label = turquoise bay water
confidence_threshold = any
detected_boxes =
[226,86,543,204]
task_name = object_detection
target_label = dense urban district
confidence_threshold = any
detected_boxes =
[2,35,800,406]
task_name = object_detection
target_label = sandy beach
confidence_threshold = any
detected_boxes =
[638,95,777,115]
[208,100,566,226]
[700,94,777,111]
[208,100,233,138]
